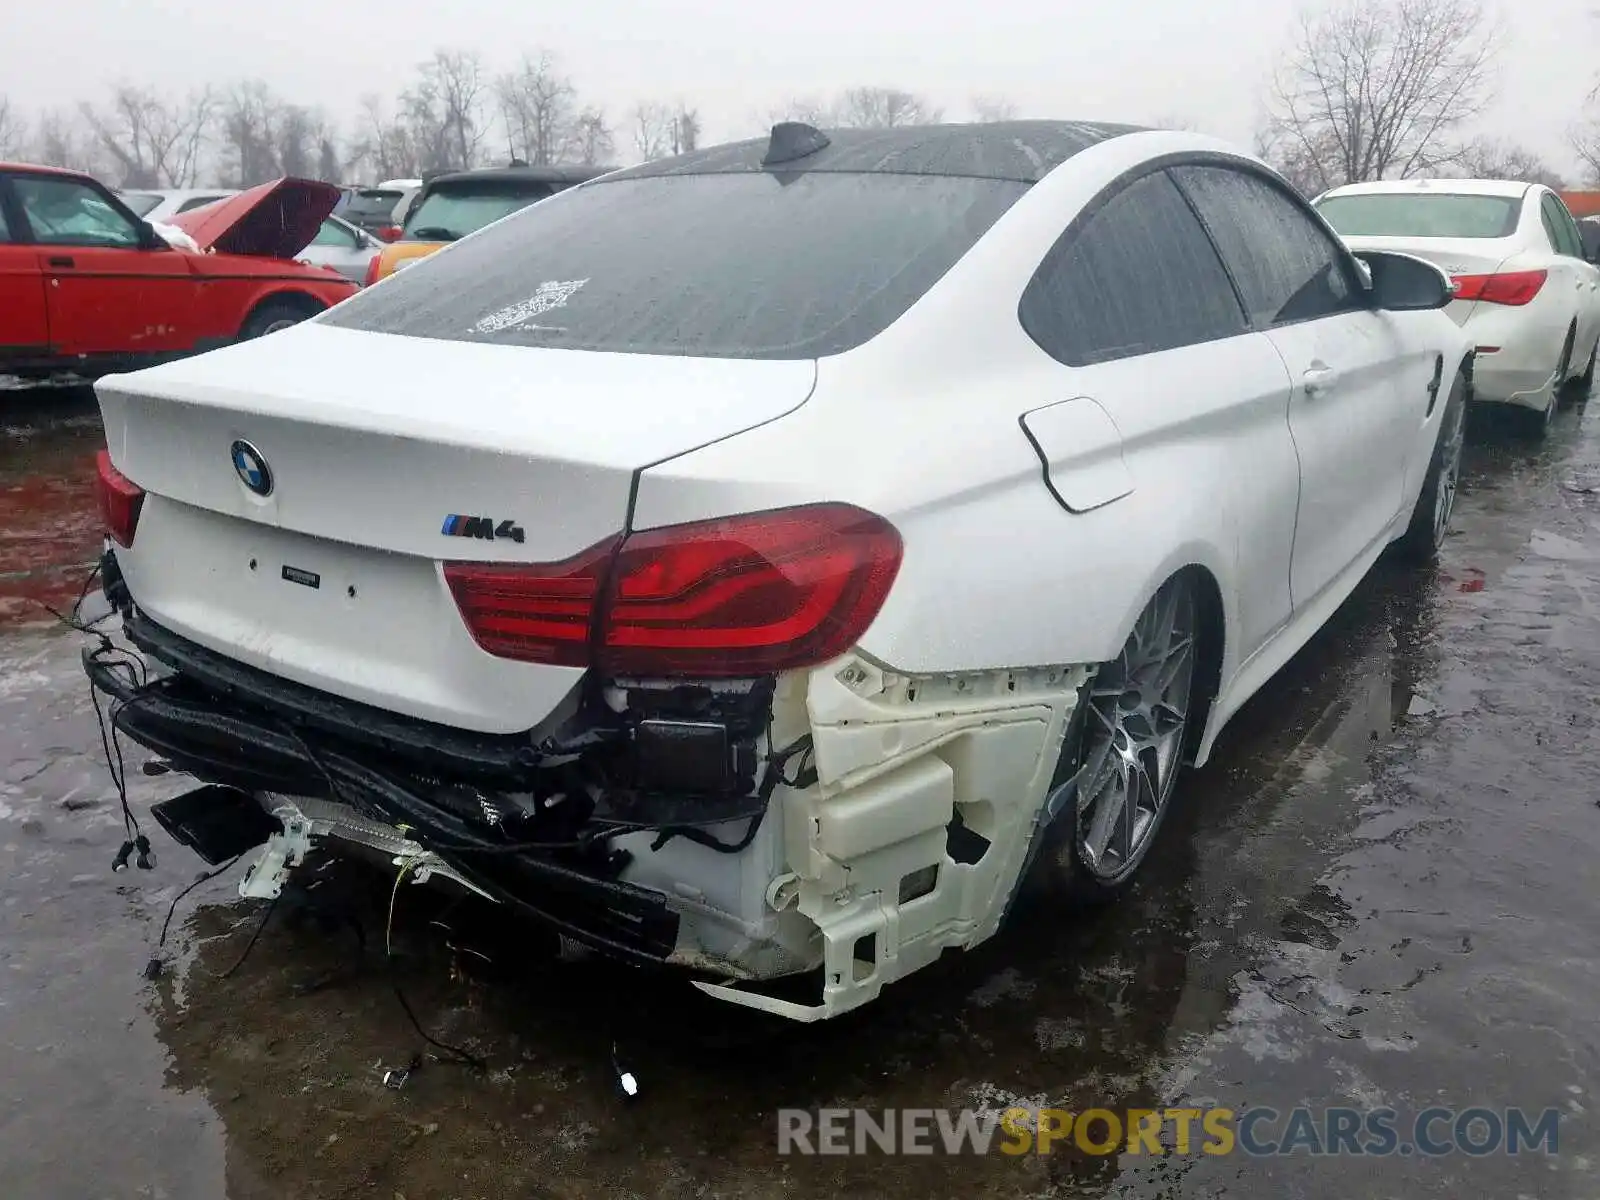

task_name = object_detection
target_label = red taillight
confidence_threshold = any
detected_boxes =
[363,254,383,286]
[603,504,904,677]
[378,225,403,243]
[443,536,619,668]
[443,503,904,678]
[1450,269,1547,306]
[93,450,144,548]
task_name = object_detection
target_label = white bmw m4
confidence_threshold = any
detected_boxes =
[87,121,1472,1021]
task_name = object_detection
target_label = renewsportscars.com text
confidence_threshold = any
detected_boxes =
[776,1106,1561,1158]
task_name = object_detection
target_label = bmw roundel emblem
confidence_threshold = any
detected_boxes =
[231,440,273,497]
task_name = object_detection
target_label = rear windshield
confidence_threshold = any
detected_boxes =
[321,171,1029,359]
[345,189,402,217]
[119,192,162,217]
[401,182,554,241]
[1316,192,1521,239]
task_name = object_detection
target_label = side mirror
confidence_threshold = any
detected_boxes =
[136,220,168,251]
[1355,250,1454,312]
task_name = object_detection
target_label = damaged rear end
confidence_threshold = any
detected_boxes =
[85,321,948,1014]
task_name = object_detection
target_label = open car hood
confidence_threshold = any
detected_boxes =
[167,177,339,260]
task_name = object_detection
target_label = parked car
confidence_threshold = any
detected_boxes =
[86,122,1470,1022]
[363,164,611,284]
[336,182,417,240]
[117,187,241,222]
[0,164,358,379]
[1580,215,1600,265]
[1315,178,1600,435]
[295,212,382,284]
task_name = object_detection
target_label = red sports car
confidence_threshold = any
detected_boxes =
[0,165,358,380]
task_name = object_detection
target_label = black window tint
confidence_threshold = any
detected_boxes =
[1018,169,1247,366]
[1542,194,1583,258]
[1172,165,1359,326]
[322,172,1029,360]
[177,194,229,213]
[1539,200,1561,252]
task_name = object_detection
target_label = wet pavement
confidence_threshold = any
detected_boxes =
[3,380,1599,1199]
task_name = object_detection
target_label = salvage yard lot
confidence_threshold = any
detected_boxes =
[3,382,1600,1198]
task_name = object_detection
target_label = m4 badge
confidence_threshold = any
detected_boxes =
[442,514,526,544]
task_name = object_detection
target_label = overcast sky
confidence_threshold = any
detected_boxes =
[5,0,1597,172]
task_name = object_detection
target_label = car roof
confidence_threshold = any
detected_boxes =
[1320,178,1534,201]
[421,164,614,190]
[0,161,92,180]
[606,120,1147,186]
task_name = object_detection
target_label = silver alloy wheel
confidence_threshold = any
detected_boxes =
[1074,578,1197,883]
[1432,398,1466,544]
[259,317,301,336]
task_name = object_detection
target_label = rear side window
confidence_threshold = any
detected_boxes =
[1173,165,1360,327]
[1541,194,1585,258]
[322,172,1029,360]
[1018,169,1248,366]
[1315,192,1521,239]
[176,194,229,213]
[346,189,401,218]
[401,183,553,241]
[119,192,163,217]
[310,218,359,248]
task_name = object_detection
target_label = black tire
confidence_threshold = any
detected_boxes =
[239,299,317,341]
[1398,367,1467,562]
[1578,336,1598,396]
[1019,575,1200,907]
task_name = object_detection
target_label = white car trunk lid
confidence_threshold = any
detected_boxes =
[1345,234,1514,326]
[96,323,817,733]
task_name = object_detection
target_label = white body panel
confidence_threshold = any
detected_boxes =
[97,128,1471,1019]
[98,322,816,732]
[1321,179,1600,412]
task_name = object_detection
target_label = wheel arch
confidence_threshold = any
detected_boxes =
[238,289,327,336]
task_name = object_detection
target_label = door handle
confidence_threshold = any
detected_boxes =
[1302,365,1339,396]
[47,255,74,269]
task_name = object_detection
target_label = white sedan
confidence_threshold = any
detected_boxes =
[86,122,1470,1021]
[1315,178,1600,436]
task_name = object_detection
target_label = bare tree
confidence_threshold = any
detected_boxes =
[970,95,1018,123]
[1574,121,1600,186]
[631,101,674,161]
[218,81,282,187]
[1454,137,1565,187]
[0,94,26,158]
[570,108,615,166]
[767,96,836,127]
[835,86,942,128]
[276,104,318,178]
[349,94,420,180]
[81,85,214,188]
[316,136,342,183]
[423,49,489,170]
[670,105,701,155]
[1260,0,1503,193]
[498,52,576,165]
[31,108,103,173]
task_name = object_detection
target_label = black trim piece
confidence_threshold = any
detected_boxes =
[124,612,543,781]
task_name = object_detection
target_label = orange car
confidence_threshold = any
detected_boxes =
[364,164,612,284]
